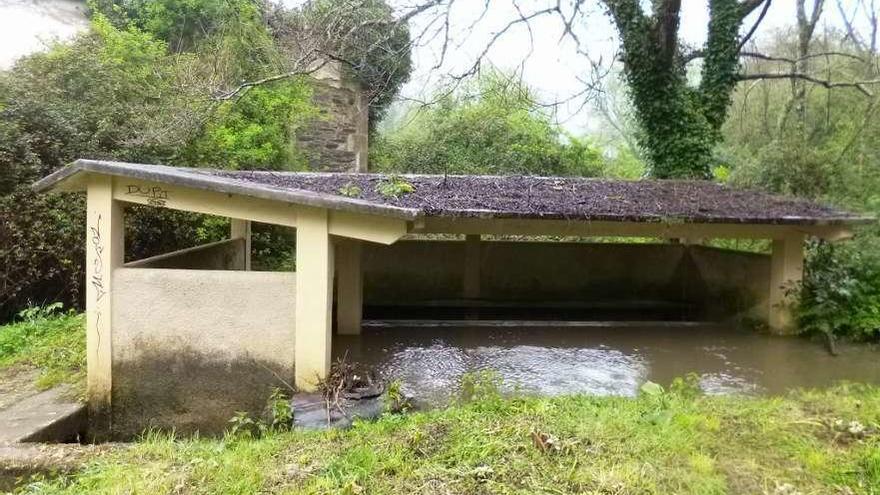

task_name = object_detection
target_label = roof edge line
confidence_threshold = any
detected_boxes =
[34,159,423,222]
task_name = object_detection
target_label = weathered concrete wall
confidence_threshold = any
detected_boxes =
[362,240,770,320]
[296,61,369,172]
[687,245,771,321]
[124,238,245,270]
[111,268,296,438]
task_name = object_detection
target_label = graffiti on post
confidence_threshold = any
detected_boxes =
[90,212,105,359]
[125,184,169,207]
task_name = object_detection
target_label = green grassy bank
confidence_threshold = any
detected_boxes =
[14,382,880,494]
[0,309,85,393]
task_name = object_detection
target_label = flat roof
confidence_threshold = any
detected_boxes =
[35,159,873,226]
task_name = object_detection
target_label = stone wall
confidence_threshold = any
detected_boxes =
[296,62,370,172]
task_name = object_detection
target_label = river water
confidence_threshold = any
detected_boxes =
[334,324,880,405]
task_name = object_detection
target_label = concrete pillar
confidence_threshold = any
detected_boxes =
[85,175,124,436]
[463,235,481,299]
[230,219,252,270]
[768,234,805,334]
[336,239,363,335]
[295,208,334,391]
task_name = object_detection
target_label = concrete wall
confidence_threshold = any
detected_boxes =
[295,61,369,172]
[362,240,770,320]
[687,245,771,321]
[125,238,245,270]
[111,268,296,439]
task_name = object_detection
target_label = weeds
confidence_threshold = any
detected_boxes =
[0,305,85,392]
[375,176,415,198]
[17,383,880,494]
[338,182,362,198]
[227,388,294,438]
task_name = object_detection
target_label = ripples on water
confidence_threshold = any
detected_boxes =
[335,325,880,406]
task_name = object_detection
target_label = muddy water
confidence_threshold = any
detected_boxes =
[334,324,880,406]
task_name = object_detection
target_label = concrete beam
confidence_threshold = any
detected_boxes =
[230,219,252,270]
[417,217,851,241]
[328,211,408,245]
[335,239,363,335]
[113,178,298,227]
[768,234,805,334]
[85,175,123,438]
[294,208,334,391]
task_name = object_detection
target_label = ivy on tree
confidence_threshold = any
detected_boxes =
[604,0,766,179]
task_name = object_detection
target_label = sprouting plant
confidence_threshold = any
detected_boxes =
[267,387,293,431]
[227,411,263,438]
[17,302,64,323]
[384,380,412,414]
[338,182,362,198]
[459,370,503,403]
[376,176,415,199]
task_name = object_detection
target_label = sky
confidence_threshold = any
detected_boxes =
[0,0,872,133]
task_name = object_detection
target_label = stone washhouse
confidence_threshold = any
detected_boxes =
[34,159,872,439]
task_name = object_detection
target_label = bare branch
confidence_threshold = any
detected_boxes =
[737,71,879,95]
[736,0,772,54]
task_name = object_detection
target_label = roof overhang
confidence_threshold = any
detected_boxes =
[34,159,874,242]
[34,159,422,222]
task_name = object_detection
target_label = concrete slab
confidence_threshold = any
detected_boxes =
[0,387,86,445]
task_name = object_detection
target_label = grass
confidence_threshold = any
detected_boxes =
[14,379,880,494]
[0,308,85,393]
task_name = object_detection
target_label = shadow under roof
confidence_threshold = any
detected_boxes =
[34,159,874,226]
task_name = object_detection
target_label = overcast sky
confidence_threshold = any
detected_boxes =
[1,0,873,133]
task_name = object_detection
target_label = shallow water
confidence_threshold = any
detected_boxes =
[334,324,880,405]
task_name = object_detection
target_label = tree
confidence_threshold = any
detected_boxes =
[598,0,765,178]
[372,71,605,177]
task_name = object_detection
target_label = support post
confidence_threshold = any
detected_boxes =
[336,239,363,335]
[295,208,334,391]
[464,234,481,299]
[230,219,252,270]
[85,175,124,437]
[768,234,805,334]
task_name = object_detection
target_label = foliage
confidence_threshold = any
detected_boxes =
[384,379,412,414]
[182,80,316,170]
[289,0,413,127]
[722,28,880,339]
[227,388,294,438]
[604,0,754,178]
[338,182,362,198]
[375,176,415,198]
[17,383,880,493]
[373,71,606,176]
[0,308,85,391]
[796,240,880,340]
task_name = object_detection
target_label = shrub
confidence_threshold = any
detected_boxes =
[372,71,606,177]
[796,238,880,341]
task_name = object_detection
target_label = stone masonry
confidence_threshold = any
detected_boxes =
[296,62,370,172]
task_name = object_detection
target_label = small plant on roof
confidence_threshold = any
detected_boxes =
[338,182,362,198]
[376,176,415,199]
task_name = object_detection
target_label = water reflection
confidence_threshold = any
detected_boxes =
[335,325,880,406]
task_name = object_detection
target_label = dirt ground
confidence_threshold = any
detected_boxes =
[0,366,42,412]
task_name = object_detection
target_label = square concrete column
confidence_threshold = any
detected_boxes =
[295,208,334,391]
[230,219,252,270]
[85,175,124,434]
[768,234,805,334]
[336,239,363,335]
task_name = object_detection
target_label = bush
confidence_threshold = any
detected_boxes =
[796,237,880,341]
[372,71,605,177]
